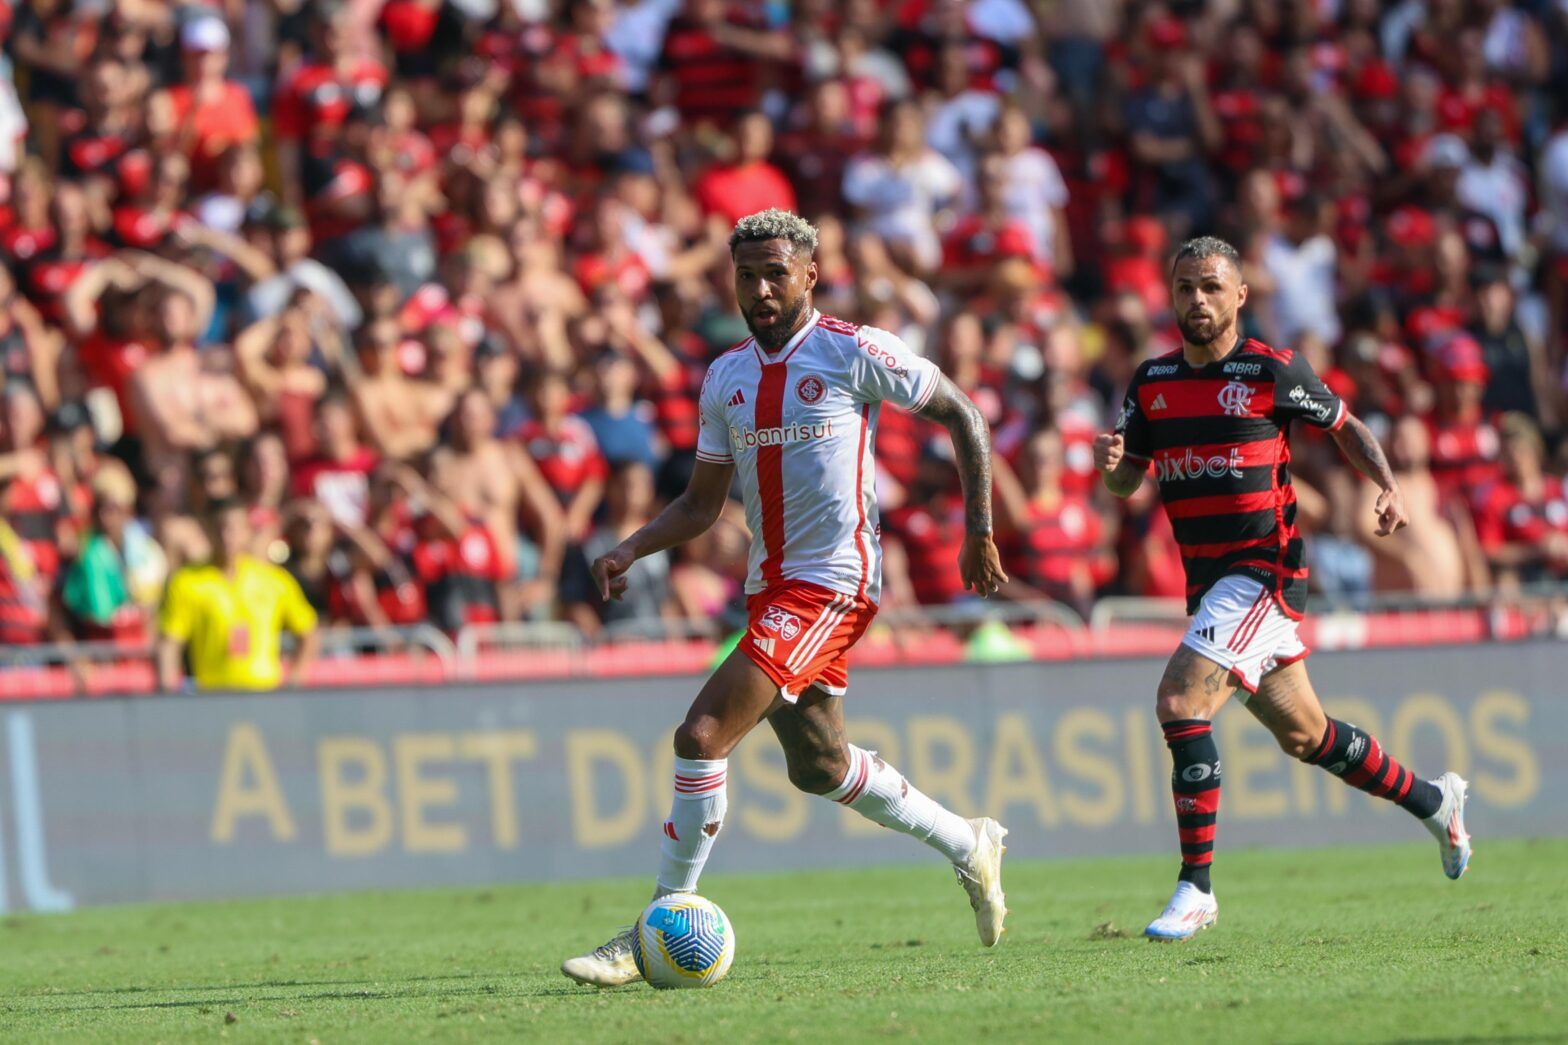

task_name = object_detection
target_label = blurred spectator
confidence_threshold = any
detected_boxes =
[1121,24,1220,237]
[561,461,674,637]
[516,368,608,542]
[1425,334,1503,506]
[149,18,259,193]
[1261,194,1340,347]
[157,498,320,691]
[292,392,377,528]
[1361,417,1472,598]
[56,461,165,643]
[693,110,796,226]
[1472,413,1568,588]
[842,99,962,274]
[999,428,1111,616]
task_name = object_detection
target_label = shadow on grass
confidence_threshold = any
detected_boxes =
[13,974,630,1012]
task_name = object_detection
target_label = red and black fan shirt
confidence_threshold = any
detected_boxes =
[1115,339,1347,618]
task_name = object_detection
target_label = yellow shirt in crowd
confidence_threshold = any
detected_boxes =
[160,555,318,691]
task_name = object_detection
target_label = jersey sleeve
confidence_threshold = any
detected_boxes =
[847,326,943,410]
[1272,351,1347,431]
[1114,368,1153,463]
[695,362,734,464]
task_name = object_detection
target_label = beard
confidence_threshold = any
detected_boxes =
[745,295,809,352]
[1175,308,1230,346]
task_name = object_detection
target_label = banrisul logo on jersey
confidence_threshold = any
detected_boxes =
[728,420,836,450]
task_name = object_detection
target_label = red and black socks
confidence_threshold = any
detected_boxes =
[1163,719,1221,894]
[1306,719,1441,819]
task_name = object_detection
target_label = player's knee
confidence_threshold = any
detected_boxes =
[1277,728,1319,761]
[1154,690,1200,723]
[673,718,725,760]
[786,751,848,795]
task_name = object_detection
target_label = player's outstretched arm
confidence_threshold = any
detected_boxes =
[1094,433,1146,498]
[590,459,736,601]
[915,375,1009,597]
[1331,412,1409,537]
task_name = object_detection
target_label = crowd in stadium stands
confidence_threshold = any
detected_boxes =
[1,0,1567,665]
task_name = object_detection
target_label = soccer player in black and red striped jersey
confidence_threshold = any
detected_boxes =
[1095,237,1473,941]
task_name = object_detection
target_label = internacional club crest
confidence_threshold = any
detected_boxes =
[1217,380,1254,417]
[795,374,826,404]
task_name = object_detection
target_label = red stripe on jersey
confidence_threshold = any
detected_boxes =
[1150,439,1286,472]
[1139,379,1273,419]
[756,362,789,585]
[1163,487,1298,520]
[1244,339,1294,363]
[853,402,871,599]
[1269,431,1292,579]
[1176,534,1285,559]
[818,314,857,336]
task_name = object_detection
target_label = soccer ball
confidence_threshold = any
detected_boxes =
[632,894,736,989]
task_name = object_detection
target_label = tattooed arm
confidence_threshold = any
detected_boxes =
[915,374,1009,596]
[1330,412,1409,536]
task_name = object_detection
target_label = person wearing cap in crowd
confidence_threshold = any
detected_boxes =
[1425,333,1503,508]
[149,17,259,194]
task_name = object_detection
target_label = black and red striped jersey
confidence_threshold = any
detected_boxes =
[1115,338,1347,617]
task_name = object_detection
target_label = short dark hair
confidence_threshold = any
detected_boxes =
[1171,236,1242,278]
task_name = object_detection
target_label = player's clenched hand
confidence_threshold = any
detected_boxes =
[590,545,637,601]
[1373,485,1409,537]
[1093,433,1124,474]
[959,533,1009,598]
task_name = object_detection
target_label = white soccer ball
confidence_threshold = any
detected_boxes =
[632,893,736,989]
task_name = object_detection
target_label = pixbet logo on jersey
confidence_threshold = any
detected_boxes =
[1155,446,1245,483]
[1217,380,1255,417]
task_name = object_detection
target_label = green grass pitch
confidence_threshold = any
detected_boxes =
[1,838,1563,1043]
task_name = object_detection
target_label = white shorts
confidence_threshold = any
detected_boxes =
[1181,574,1310,697]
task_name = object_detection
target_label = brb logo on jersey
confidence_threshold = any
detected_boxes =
[795,374,826,404]
[1155,446,1245,483]
[1217,380,1254,417]
[759,605,802,640]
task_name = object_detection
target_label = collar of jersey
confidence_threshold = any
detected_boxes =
[753,309,821,366]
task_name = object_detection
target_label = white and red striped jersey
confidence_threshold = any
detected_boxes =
[696,311,942,604]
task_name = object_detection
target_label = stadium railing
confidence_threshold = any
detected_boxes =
[4,588,1566,698]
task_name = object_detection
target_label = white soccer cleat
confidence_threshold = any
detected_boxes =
[1424,772,1472,880]
[561,926,643,987]
[1144,881,1218,941]
[954,817,1008,946]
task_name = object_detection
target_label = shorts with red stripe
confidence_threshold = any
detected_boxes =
[1181,574,1309,696]
[743,580,876,703]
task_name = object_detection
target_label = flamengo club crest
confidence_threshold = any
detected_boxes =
[795,375,826,404]
[1217,380,1254,417]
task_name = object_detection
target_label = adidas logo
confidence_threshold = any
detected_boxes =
[1150,393,1168,412]
[1196,625,1216,643]
[728,389,746,407]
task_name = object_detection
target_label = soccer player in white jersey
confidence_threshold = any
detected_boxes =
[561,209,1012,986]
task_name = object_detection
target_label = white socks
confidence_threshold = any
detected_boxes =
[654,757,728,898]
[826,745,976,865]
